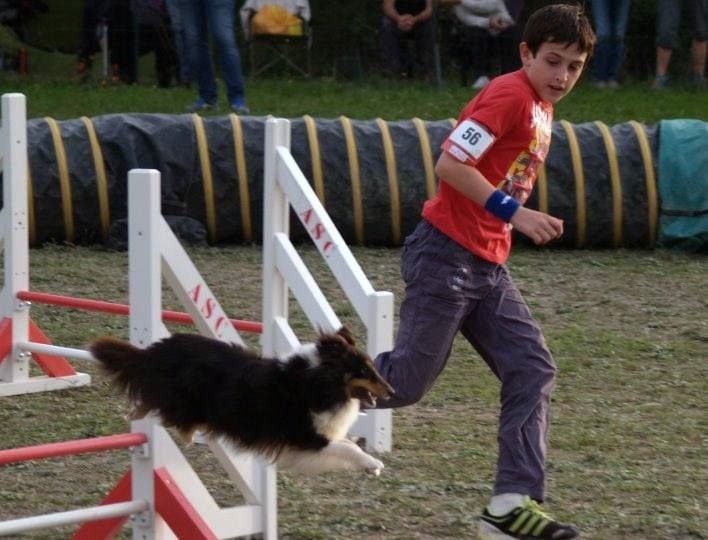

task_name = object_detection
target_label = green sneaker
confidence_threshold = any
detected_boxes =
[479,496,579,539]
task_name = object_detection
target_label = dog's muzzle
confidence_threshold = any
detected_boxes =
[351,378,395,408]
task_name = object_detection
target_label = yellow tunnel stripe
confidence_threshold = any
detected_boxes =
[560,120,586,248]
[628,121,658,246]
[376,118,402,245]
[594,121,623,247]
[80,116,110,241]
[412,117,437,199]
[339,116,364,244]
[192,113,217,243]
[303,114,325,204]
[44,117,75,243]
[229,113,252,243]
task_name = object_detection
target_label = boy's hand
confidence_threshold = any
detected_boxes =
[510,207,564,245]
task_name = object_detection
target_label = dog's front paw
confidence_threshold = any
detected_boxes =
[362,454,385,476]
[369,460,384,476]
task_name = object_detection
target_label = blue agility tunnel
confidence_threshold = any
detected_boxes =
[5,114,706,251]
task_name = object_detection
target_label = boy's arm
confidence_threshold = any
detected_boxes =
[435,152,564,245]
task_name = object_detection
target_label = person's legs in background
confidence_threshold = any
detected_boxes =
[381,16,405,77]
[411,18,435,80]
[77,0,105,80]
[589,0,611,86]
[653,0,681,88]
[461,26,491,89]
[690,39,707,86]
[144,6,177,88]
[687,0,707,86]
[497,23,521,75]
[605,0,631,87]
[165,0,190,85]
[498,0,523,75]
[178,0,218,108]
[205,0,248,113]
[107,0,137,84]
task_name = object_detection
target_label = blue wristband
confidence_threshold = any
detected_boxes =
[484,190,521,222]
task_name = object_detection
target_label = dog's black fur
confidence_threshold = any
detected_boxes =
[89,328,393,474]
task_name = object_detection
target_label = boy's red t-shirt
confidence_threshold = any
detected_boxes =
[422,69,554,264]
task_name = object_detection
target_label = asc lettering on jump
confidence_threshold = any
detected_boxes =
[188,283,229,336]
[299,208,335,256]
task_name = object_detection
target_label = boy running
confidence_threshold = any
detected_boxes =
[374,4,596,539]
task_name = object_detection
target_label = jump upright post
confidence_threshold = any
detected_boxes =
[72,169,278,539]
[0,93,261,398]
[2,95,392,537]
[0,93,91,396]
[262,117,394,452]
[1,167,277,539]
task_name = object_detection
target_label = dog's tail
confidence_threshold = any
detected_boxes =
[89,337,147,395]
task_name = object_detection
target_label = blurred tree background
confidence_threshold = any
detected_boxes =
[0,0,694,81]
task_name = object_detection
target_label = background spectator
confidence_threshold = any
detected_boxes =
[653,0,707,89]
[498,0,524,74]
[77,0,109,81]
[381,0,435,79]
[589,0,631,88]
[165,0,190,86]
[0,0,47,42]
[450,0,514,88]
[107,0,176,87]
[176,0,249,113]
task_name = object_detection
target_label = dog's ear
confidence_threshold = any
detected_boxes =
[336,326,355,346]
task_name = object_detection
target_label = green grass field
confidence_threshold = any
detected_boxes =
[0,52,707,539]
[1,67,707,124]
[0,246,706,539]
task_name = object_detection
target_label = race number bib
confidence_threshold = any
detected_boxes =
[443,119,495,163]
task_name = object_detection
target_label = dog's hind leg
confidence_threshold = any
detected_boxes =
[277,440,384,476]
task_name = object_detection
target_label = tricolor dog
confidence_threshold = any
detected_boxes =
[89,328,393,475]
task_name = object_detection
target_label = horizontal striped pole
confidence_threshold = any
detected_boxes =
[0,500,148,536]
[0,433,147,465]
[16,290,263,334]
[17,341,94,361]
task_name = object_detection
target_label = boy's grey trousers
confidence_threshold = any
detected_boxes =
[375,219,557,502]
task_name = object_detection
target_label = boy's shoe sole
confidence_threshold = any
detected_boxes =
[479,519,579,539]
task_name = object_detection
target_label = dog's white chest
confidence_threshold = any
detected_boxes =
[311,400,360,441]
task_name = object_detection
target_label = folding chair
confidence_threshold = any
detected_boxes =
[240,0,312,78]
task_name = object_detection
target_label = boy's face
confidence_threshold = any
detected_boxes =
[520,41,588,104]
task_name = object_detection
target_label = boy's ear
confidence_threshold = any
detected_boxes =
[519,42,533,67]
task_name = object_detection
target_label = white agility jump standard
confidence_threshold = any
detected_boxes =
[0,93,92,395]
[2,93,275,538]
[1,163,278,538]
[262,117,394,452]
[1,95,394,538]
[0,92,261,397]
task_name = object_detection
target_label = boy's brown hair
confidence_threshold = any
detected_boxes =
[522,3,596,57]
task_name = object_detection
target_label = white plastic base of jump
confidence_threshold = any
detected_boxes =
[0,373,91,397]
